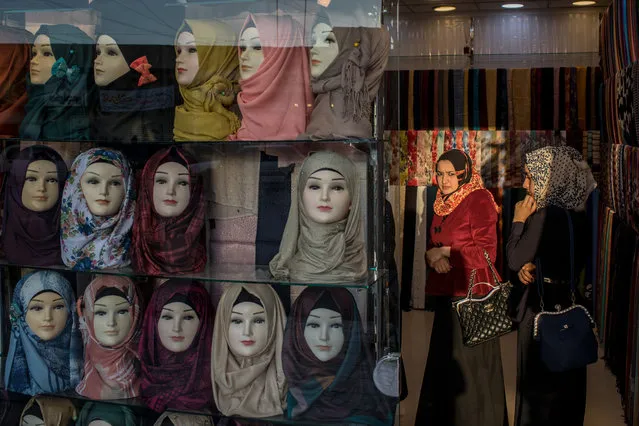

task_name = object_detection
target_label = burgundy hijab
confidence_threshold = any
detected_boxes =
[0,26,32,138]
[131,147,206,274]
[2,145,68,266]
[138,279,214,412]
[282,287,391,424]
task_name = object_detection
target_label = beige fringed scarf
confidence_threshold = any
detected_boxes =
[269,150,367,283]
[212,284,287,417]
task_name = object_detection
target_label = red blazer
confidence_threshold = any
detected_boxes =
[426,189,500,297]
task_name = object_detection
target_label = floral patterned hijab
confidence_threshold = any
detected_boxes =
[60,148,135,270]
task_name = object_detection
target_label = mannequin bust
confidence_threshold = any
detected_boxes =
[157,300,200,353]
[153,162,190,217]
[93,288,132,347]
[175,31,198,86]
[228,292,268,357]
[94,35,130,87]
[310,22,339,78]
[21,416,44,426]
[30,34,55,85]
[304,307,344,362]
[25,291,68,341]
[21,160,60,212]
[88,421,111,426]
[238,26,264,80]
[80,162,125,217]
[302,168,351,224]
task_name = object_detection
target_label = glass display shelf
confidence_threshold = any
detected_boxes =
[0,260,385,289]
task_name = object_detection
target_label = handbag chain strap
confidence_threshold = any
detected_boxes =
[466,250,502,300]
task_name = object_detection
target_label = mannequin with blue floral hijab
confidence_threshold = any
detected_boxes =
[4,271,83,395]
[60,148,135,270]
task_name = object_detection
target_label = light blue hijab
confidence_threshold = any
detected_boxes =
[4,271,83,395]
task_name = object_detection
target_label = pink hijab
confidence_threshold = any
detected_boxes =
[230,13,313,140]
[76,276,143,400]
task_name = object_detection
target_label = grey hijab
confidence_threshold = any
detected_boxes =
[269,151,366,282]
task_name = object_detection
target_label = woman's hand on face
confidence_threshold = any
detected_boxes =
[425,247,443,266]
[432,257,452,274]
[517,262,536,285]
[513,195,537,223]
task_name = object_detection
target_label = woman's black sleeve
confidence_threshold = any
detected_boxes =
[506,209,546,272]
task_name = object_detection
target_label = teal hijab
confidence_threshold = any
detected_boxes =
[76,402,137,426]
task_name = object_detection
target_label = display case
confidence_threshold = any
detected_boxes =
[0,0,400,424]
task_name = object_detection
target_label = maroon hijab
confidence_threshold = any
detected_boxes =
[0,26,32,138]
[2,145,68,266]
[138,279,214,412]
[131,147,206,274]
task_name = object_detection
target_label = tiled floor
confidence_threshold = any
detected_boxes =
[399,310,627,426]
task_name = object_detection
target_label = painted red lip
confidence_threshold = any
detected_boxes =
[31,69,40,74]
[317,345,331,351]
[170,336,185,342]
[163,199,178,205]
[241,340,255,346]
[311,59,321,66]
[241,65,251,71]
[33,196,48,201]
[104,330,119,336]
[96,199,110,205]
[177,67,187,73]
[40,325,55,330]
[318,206,332,212]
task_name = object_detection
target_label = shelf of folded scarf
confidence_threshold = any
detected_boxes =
[0,260,386,289]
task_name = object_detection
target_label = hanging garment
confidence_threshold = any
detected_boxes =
[0,26,32,138]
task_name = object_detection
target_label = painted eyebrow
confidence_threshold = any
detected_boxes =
[26,169,57,174]
[308,314,342,319]
[94,301,129,307]
[231,310,265,315]
[30,297,63,303]
[307,176,346,181]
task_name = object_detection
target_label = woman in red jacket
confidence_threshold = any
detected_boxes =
[414,149,507,426]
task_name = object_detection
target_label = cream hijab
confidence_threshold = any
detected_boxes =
[212,284,287,417]
[269,151,366,282]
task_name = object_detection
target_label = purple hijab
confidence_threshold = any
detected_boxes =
[2,145,68,266]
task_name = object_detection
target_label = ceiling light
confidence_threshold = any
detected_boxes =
[433,5,456,11]
[502,3,524,8]
[572,0,596,5]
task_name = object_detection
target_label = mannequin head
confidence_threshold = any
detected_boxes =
[304,307,344,362]
[310,22,339,78]
[157,300,200,353]
[175,31,199,86]
[25,290,68,341]
[153,161,190,217]
[228,292,268,357]
[22,415,44,426]
[80,161,125,217]
[93,289,133,347]
[302,168,351,224]
[238,26,264,80]
[30,34,55,85]
[94,35,130,87]
[88,421,111,426]
[21,159,60,212]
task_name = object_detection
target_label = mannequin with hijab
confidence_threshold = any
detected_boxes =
[90,1,176,143]
[230,13,313,140]
[76,276,143,400]
[301,11,390,140]
[283,287,392,425]
[174,20,240,141]
[270,150,366,283]
[60,148,135,270]
[138,279,214,413]
[5,271,83,395]
[2,145,68,266]
[0,26,32,138]
[19,396,77,426]
[131,147,206,275]
[212,285,287,417]
[76,402,137,426]
[19,24,93,141]
[154,412,214,426]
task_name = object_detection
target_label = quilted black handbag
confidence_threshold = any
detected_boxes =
[533,210,598,372]
[452,250,513,347]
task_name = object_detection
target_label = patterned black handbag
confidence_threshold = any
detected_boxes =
[452,250,513,347]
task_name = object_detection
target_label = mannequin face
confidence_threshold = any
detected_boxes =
[30,34,55,85]
[93,295,132,347]
[22,415,44,426]
[310,23,339,78]
[88,421,112,426]
[94,35,130,87]
[21,160,59,212]
[435,160,460,195]
[80,162,125,217]
[153,162,190,217]
[239,26,264,80]
[304,308,344,362]
[157,302,200,353]
[176,31,199,86]
[302,169,351,224]
[228,301,268,357]
[25,291,68,341]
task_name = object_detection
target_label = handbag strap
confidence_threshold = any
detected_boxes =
[466,250,502,299]
[537,209,575,312]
